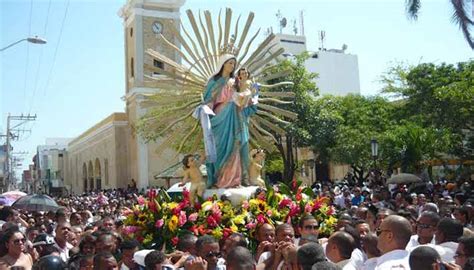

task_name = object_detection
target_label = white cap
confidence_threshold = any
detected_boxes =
[133,249,155,267]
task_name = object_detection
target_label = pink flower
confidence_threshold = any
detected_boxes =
[137,196,145,206]
[266,209,273,216]
[242,200,249,210]
[155,219,164,228]
[304,204,313,213]
[246,222,257,230]
[327,206,335,216]
[179,211,187,226]
[256,214,266,224]
[188,213,198,222]
[123,226,139,235]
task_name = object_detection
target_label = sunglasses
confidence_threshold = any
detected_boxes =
[12,238,26,245]
[205,251,222,258]
[417,223,433,229]
[304,225,319,230]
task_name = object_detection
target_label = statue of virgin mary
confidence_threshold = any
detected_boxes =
[138,8,297,189]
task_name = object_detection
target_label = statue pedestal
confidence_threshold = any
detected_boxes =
[203,186,259,205]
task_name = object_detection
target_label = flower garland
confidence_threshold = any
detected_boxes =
[123,180,337,250]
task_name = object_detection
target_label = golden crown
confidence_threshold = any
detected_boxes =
[219,35,239,55]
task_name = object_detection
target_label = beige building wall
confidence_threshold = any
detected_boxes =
[120,0,185,189]
[66,113,130,194]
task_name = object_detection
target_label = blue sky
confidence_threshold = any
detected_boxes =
[1,0,473,175]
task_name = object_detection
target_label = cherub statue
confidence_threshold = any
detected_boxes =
[179,153,206,203]
[249,149,266,187]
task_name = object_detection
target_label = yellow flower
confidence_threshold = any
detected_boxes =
[166,202,179,210]
[230,223,238,232]
[201,201,213,211]
[168,215,179,232]
[232,215,245,225]
[212,228,223,238]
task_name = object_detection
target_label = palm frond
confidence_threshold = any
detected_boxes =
[406,0,421,20]
[451,0,474,49]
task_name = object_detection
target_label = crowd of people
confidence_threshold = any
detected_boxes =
[0,178,473,270]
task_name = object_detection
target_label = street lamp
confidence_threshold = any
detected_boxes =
[0,36,47,52]
[371,139,378,168]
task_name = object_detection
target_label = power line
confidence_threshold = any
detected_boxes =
[28,0,52,114]
[41,0,70,99]
[23,0,34,111]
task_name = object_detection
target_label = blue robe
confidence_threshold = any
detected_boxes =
[203,77,257,187]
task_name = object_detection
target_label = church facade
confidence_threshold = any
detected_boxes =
[65,0,186,194]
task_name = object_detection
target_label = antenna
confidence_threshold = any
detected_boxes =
[276,10,287,33]
[318,30,326,50]
[292,19,298,35]
[300,10,305,36]
[342,44,348,52]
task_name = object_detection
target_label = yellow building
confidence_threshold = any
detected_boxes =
[66,0,186,194]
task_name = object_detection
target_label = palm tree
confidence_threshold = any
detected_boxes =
[405,0,474,49]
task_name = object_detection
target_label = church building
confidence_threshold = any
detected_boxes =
[65,0,186,194]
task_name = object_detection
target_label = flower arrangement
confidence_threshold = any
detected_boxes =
[123,180,337,251]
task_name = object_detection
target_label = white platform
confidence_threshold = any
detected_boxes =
[167,183,259,205]
[203,186,259,205]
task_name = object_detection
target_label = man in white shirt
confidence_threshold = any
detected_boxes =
[373,215,412,270]
[53,221,73,262]
[325,231,356,270]
[406,211,440,250]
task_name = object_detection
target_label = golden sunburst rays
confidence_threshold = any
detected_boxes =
[140,7,296,154]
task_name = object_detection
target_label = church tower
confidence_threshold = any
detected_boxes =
[119,0,185,189]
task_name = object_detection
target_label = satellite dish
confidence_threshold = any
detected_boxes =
[342,44,348,51]
[280,17,287,28]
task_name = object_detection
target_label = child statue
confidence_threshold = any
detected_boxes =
[179,153,206,203]
[249,149,266,187]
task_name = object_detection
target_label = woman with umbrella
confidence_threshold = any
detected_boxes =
[0,228,34,269]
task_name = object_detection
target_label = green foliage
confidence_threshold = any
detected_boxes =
[381,60,474,160]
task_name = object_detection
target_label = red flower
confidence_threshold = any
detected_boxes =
[171,236,179,246]
[223,228,233,239]
[194,202,202,210]
[148,201,157,213]
[279,198,292,209]
[288,203,300,217]
[190,225,199,235]
[207,215,218,228]
[182,188,190,201]
[313,198,323,211]
[291,178,298,190]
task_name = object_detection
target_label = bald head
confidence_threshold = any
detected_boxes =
[377,215,412,253]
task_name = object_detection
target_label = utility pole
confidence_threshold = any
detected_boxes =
[3,113,36,191]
